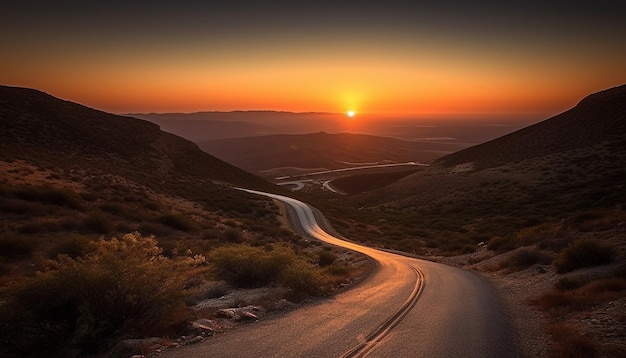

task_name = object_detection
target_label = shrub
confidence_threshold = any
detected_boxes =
[281,260,327,301]
[317,249,337,267]
[138,222,173,237]
[81,210,113,234]
[210,244,331,299]
[553,239,616,273]
[500,248,552,271]
[223,228,243,243]
[46,234,93,259]
[156,213,200,232]
[0,235,37,261]
[486,236,508,251]
[14,184,84,209]
[0,233,188,356]
[210,244,294,288]
[555,276,588,291]
[548,323,596,358]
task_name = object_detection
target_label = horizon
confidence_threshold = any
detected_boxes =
[1,1,625,119]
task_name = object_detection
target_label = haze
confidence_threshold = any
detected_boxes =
[1,1,625,121]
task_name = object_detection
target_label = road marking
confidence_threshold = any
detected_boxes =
[235,187,426,357]
[341,265,425,358]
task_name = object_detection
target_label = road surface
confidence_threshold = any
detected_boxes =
[161,189,521,357]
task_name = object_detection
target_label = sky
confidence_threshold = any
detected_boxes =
[1,1,625,120]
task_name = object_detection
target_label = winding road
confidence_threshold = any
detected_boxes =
[162,189,521,357]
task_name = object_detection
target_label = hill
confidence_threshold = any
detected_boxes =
[313,85,626,357]
[0,86,364,356]
[324,84,626,254]
[0,86,272,190]
[200,132,458,177]
[435,84,626,170]
[129,111,344,141]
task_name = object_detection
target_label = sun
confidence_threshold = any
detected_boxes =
[346,110,356,117]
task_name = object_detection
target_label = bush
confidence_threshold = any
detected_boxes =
[281,260,327,301]
[14,184,84,209]
[553,239,616,273]
[47,234,93,259]
[317,249,337,267]
[0,235,37,261]
[0,233,188,356]
[210,244,330,298]
[500,248,552,271]
[487,236,509,251]
[81,210,113,234]
[210,244,294,288]
[157,213,200,232]
[548,323,597,358]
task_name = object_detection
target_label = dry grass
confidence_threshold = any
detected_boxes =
[548,323,597,357]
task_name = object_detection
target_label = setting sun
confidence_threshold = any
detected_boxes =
[347,110,355,117]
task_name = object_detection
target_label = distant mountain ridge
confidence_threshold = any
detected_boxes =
[130,111,345,142]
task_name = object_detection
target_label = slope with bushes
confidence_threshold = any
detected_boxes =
[0,86,362,357]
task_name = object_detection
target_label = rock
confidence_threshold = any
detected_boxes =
[187,335,204,344]
[239,311,258,322]
[216,308,237,319]
[216,306,261,321]
[190,318,217,333]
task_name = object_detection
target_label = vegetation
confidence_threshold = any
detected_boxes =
[529,265,626,357]
[553,239,616,273]
[0,233,189,356]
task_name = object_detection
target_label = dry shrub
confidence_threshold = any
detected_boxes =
[156,213,200,232]
[548,323,597,357]
[499,247,551,271]
[210,244,330,299]
[533,277,626,316]
[0,235,37,261]
[0,233,189,356]
[317,249,337,267]
[210,244,294,288]
[553,239,616,273]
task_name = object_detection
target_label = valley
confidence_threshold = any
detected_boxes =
[0,84,624,357]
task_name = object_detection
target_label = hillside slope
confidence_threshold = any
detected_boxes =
[434,84,626,170]
[0,86,271,191]
[329,84,625,253]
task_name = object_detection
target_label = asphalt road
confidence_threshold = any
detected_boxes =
[161,189,521,358]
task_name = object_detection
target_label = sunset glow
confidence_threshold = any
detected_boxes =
[1,2,625,119]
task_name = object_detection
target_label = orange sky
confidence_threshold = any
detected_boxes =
[1,2,625,120]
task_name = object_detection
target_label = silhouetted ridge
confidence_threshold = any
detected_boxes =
[434,84,626,170]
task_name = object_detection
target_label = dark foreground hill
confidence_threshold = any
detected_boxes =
[327,84,626,254]
[200,132,459,177]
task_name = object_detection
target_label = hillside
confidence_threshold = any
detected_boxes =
[314,84,626,358]
[130,111,344,141]
[0,86,366,356]
[324,84,625,253]
[434,84,626,170]
[0,86,273,190]
[200,132,458,177]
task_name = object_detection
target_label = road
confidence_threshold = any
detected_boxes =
[161,189,521,358]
